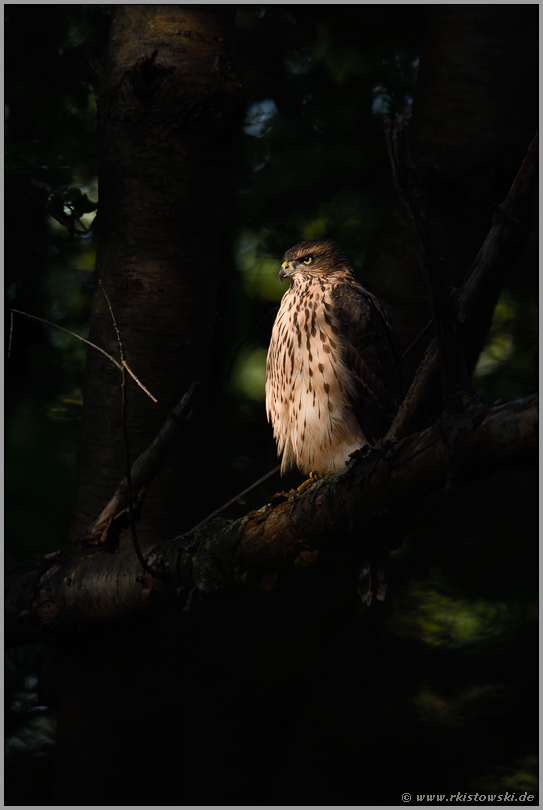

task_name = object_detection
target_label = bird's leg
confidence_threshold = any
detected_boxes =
[297,470,322,494]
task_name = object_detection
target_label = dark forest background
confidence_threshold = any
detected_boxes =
[5,5,538,805]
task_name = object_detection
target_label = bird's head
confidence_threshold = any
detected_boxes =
[279,238,352,281]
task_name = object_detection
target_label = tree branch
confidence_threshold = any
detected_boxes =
[83,382,201,546]
[386,131,538,442]
[9,308,158,402]
[6,395,537,647]
[185,463,281,535]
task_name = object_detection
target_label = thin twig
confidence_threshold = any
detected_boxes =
[9,307,157,402]
[10,309,122,369]
[186,464,281,535]
[99,281,163,581]
[401,318,434,363]
[122,361,157,402]
[99,280,123,359]
[83,381,201,546]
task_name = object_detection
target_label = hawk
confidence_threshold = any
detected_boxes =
[265,238,402,477]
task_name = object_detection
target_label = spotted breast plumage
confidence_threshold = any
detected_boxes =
[265,238,402,476]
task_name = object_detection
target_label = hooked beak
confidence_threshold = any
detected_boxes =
[279,260,294,281]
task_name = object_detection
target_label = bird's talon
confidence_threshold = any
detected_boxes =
[297,471,321,494]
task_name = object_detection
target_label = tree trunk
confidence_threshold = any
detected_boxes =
[68,5,243,549]
[53,7,243,803]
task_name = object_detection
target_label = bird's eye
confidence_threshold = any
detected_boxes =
[303,256,313,265]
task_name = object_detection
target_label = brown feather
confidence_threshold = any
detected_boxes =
[266,239,402,475]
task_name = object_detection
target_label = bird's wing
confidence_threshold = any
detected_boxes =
[328,280,402,444]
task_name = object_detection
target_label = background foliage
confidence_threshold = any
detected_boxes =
[5,5,537,804]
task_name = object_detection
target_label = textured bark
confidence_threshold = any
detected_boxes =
[68,6,244,549]
[362,5,538,385]
[6,394,537,646]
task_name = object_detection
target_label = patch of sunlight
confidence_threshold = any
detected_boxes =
[236,228,260,262]
[232,347,267,401]
[6,714,56,757]
[63,87,97,119]
[413,684,533,740]
[459,683,508,709]
[285,51,313,76]
[48,215,70,235]
[389,574,536,649]
[473,292,517,378]
[252,257,285,302]
[372,85,390,117]
[469,755,538,795]
[46,174,98,236]
[86,91,98,116]
[243,99,278,138]
[68,242,96,271]
[79,210,97,231]
[71,173,98,202]
[47,389,84,421]
[501,756,539,793]
[474,334,514,377]
[494,291,517,322]
[235,229,285,302]
[303,219,328,241]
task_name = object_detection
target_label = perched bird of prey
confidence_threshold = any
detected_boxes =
[266,238,402,477]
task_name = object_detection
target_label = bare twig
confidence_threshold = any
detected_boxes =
[186,463,281,535]
[401,318,434,363]
[9,308,157,402]
[122,362,157,401]
[83,381,201,546]
[99,281,163,581]
[10,309,121,369]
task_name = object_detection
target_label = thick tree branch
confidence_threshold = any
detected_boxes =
[6,395,537,647]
